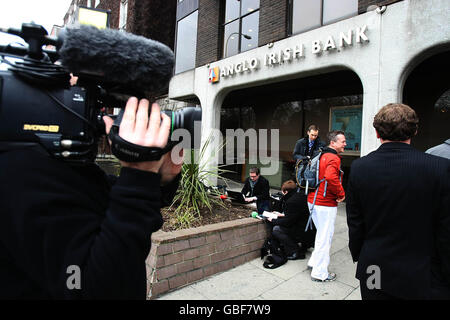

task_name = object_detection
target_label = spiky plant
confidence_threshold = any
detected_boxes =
[170,134,232,229]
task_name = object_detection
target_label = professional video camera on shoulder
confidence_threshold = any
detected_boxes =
[0,22,201,163]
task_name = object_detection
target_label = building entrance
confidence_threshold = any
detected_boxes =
[220,70,363,189]
[403,50,450,151]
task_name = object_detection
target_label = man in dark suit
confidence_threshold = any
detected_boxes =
[293,124,325,162]
[346,103,450,300]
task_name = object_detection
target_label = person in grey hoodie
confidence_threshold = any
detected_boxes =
[426,138,450,159]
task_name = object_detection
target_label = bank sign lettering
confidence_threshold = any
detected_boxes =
[209,25,369,84]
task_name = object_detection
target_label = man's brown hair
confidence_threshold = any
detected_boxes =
[373,103,419,141]
[281,180,297,193]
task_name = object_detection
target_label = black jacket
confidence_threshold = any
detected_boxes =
[241,175,270,208]
[0,148,179,299]
[346,142,450,299]
[293,137,325,162]
[271,190,315,246]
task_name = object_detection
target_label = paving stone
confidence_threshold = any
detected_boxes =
[258,270,356,300]
[188,263,284,300]
[157,203,361,300]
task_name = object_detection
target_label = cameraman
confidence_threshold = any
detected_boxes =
[0,97,182,299]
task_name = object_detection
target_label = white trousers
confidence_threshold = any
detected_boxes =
[307,203,337,280]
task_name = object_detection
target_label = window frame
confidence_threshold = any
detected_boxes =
[223,0,260,58]
[174,9,199,74]
[119,0,128,30]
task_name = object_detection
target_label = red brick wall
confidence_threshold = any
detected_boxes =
[146,218,269,299]
[95,0,121,29]
[258,0,288,46]
[196,0,222,66]
[130,0,177,50]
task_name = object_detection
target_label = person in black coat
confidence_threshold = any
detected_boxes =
[241,167,271,214]
[293,124,325,162]
[0,98,182,299]
[346,103,450,300]
[267,180,316,260]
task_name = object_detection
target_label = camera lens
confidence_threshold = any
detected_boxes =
[163,107,202,148]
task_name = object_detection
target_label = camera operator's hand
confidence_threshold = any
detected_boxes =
[103,97,179,178]
[159,149,183,186]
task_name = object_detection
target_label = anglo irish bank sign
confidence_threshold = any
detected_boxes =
[209,25,369,84]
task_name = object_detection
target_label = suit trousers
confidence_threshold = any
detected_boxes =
[307,203,337,280]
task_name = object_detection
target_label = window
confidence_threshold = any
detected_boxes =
[223,0,260,58]
[323,0,358,24]
[292,0,357,35]
[175,10,198,74]
[119,0,128,30]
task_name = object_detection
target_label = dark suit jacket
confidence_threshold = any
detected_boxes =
[241,175,270,201]
[241,175,271,213]
[346,142,450,299]
[292,137,324,162]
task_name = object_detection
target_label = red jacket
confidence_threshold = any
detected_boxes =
[307,149,345,207]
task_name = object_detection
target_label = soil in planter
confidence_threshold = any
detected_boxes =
[160,200,254,232]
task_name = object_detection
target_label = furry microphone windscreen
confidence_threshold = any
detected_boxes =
[58,25,174,95]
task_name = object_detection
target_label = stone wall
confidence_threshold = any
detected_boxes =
[146,217,269,299]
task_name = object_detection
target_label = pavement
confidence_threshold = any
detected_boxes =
[157,202,361,300]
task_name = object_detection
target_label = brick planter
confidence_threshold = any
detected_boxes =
[146,217,269,299]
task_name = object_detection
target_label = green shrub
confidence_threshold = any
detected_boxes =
[171,135,231,229]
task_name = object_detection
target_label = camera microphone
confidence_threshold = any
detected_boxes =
[57,25,174,96]
[0,22,201,164]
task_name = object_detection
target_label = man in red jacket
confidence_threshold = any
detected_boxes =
[307,130,346,282]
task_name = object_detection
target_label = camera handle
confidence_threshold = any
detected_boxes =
[108,125,173,162]
[108,110,173,162]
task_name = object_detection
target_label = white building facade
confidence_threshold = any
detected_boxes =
[169,0,450,187]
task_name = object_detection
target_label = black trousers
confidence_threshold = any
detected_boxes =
[256,200,271,215]
[271,225,299,255]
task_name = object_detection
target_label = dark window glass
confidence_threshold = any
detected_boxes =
[175,10,198,74]
[323,0,358,25]
[241,11,259,52]
[241,0,260,15]
[292,0,358,35]
[225,0,240,23]
[292,0,321,34]
[223,0,259,58]
[224,20,240,57]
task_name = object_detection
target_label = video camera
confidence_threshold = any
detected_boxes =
[0,23,201,163]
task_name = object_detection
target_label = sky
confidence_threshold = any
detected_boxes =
[0,0,73,45]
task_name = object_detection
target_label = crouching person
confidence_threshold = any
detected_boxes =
[267,180,315,260]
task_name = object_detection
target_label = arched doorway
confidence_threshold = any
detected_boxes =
[220,69,363,189]
[403,50,450,151]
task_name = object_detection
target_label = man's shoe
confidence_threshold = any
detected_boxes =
[311,273,337,282]
[287,252,305,260]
